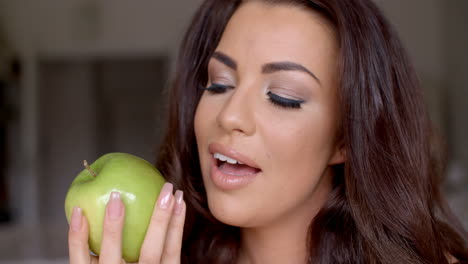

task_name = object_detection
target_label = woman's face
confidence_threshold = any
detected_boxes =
[194,1,344,228]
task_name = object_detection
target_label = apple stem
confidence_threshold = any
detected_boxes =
[83,160,97,177]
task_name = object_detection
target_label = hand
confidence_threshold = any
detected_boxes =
[68,183,186,264]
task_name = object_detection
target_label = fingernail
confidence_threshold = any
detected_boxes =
[108,192,123,220]
[71,206,82,232]
[174,190,184,215]
[158,183,173,209]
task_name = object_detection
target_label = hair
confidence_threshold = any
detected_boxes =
[155,0,468,263]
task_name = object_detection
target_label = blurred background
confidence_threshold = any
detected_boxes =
[0,0,466,263]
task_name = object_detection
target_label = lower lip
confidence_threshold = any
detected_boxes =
[209,157,259,190]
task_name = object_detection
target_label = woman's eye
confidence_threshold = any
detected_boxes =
[202,83,234,94]
[267,91,304,109]
[201,84,303,109]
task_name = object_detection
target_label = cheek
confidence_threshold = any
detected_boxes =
[194,99,207,164]
[263,110,336,168]
[258,116,335,209]
[194,93,224,134]
[194,96,211,143]
[194,103,203,141]
[194,96,218,171]
[260,108,337,186]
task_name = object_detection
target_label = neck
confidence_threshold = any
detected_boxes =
[238,222,311,264]
[237,176,332,264]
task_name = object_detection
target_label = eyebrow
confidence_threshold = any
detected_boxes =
[212,51,237,70]
[262,62,321,84]
[211,51,321,85]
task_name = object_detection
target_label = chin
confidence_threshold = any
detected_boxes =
[205,190,259,228]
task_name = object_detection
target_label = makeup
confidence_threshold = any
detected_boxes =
[209,155,259,190]
[208,143,261,190]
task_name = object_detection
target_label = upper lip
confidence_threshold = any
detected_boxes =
[208,142,261,170]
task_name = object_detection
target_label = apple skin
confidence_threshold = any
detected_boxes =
[65,152,166,262]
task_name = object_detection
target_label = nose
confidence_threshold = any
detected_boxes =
[216,87,256,136]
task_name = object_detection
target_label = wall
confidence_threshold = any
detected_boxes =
[1,0,203,56]
[0,0,203,226]
[444,0,468,227]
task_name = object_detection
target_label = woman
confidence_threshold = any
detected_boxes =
[68,0,468,263]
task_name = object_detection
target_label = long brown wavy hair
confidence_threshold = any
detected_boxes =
[155,0,468,263]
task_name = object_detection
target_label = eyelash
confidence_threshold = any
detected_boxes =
[201,83,232,94]
[201,83,304,109]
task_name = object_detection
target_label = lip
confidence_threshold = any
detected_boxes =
[208,143,261,170]
[207,142,261,191]
[209,158,259,190]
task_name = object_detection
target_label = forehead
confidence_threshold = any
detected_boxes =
[215,1,337,68]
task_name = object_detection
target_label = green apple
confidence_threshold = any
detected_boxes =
[65,152,166,262]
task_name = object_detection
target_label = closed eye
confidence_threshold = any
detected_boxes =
[201,83,234,94]
[267,92,304,109]
[201,83,304,109]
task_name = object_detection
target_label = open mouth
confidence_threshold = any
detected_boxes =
[215,159,262,176]
[208,146,261,189]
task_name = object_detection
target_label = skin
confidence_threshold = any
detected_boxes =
[68,182,186,264]
[68,2,344,264]
[194,2,345,264]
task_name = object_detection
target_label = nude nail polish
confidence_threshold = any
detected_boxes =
[174,190,184,215]
[158,183,173,209]
[108,192,123,220]
[71,206,82,232]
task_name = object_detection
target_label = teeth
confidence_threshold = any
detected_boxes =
[213,152,243,165]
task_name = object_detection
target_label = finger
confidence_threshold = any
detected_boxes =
[99,192,125,264]
[68,207,91,264]
[139,183,175,264]
[161,190,186,264]
[89,256,123,264]
[90,256,99,264]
